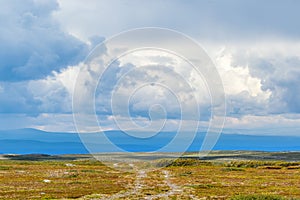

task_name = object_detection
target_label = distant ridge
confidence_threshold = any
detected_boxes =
[0,128,299,155]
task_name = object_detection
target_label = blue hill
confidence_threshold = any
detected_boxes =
[0,129,299,154]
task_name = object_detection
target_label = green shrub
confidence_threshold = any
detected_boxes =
[0,166,10,170]
[187,184,216,189]
[224,161,300,169]
[230,194,285,200]
[221,167,245,171]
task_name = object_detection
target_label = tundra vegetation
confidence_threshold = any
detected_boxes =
[0,151,299,199]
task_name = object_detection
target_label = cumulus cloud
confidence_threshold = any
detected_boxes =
[87,49,212,121]
[226,41,300,114]
[199,40,300,119]
[0,66,78,114]
[0,0,87,81]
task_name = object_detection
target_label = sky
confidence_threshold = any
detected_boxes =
[0,0,300,136]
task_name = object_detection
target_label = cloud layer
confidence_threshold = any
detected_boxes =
[0,0,299,135]
[55,0,300,41]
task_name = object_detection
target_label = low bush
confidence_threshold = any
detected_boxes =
[230,194,285,200]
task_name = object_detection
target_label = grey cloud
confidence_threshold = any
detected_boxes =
[0,79,71,114]
[227,91,269,116]
[56,0,300,41]
[0,82,41,114]
[0,0,88,81]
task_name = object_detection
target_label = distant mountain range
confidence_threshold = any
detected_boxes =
[0,128,299,155]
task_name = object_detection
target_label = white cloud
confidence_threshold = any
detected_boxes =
[0,113,75,132]
[53,65,80,95]
[214,48,269,97]
[203,39,300,117]
[224,114,300,136]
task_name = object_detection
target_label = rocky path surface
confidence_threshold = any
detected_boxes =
[143,170,183,200]
[103,168,147,200]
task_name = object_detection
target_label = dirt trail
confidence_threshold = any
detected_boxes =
[96,163,196,200]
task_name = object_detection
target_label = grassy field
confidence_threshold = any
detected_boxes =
[0,151,299,199]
